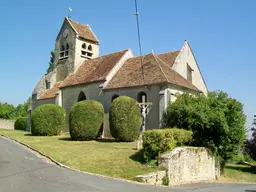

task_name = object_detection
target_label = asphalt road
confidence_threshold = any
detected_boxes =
[0,137,255,192]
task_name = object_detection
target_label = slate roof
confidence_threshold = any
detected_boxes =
[38,82,62,100]
[59,50,128,88]
[104,52,200,91]
[68,18,99,43]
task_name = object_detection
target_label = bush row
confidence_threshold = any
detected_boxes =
[30,96,142,142]
[142,128,193,162]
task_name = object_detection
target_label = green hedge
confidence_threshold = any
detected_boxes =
[31,104,65,136]
[169,128,193,146]
[109,96,141,142]
[69,100,104,141]
[142,128,193,162]
[14,117,27,131]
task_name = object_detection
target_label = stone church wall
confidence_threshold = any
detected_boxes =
[36,98,56,108]
[61,82,104,131]
[172,41,208,94]
[61,83,164,134]
[55,19,77,81]
[103,85,162,131]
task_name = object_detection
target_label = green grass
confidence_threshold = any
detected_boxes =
[219,164,256,183]
[0,129,158,180]
[2,129,255,183]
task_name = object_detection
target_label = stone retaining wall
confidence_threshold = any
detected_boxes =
[136,147,220,186]
[159,147,219,186]
[136,171,166,186]
[0,119,15,130]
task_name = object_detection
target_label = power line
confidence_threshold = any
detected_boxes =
[134,0,145,86]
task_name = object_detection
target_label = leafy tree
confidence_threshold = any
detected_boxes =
[46,50,55,74]
[23,97,32,112]
[13,97,32,118]
[245,115,256,160]
[163,91,246,171]
[0,102,16,119]
[0,97,32,120]
[14,104,27,118]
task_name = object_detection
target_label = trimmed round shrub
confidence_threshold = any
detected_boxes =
[109,96,141,142]
[69,100,104,141]
[31,104,65,136]
[15,117,27,131]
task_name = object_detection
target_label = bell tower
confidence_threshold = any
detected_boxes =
[53,17,99,82]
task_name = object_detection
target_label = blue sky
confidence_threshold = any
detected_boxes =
[1,0,255,129]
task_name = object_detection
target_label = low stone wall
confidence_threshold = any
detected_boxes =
[0,119,15,130]
[136,171,166,186]
[159,147,219,186]
[136,147,220,186]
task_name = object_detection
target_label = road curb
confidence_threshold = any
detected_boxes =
[1,134,254,187]
[0,134,166,188]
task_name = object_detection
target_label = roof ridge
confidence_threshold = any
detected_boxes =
[67,17,82,25]
[94,49,129,59]
[157,50,180,56]
[152,52,169,83]
[154,52,199,91]
[67,17,99,43]
[126,52,155,61]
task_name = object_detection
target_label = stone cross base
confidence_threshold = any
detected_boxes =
[136,134,143,150]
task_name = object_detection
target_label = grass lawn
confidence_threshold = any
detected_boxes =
[1,129,256,183]
[219,163,256,183]
[0,129,159,180]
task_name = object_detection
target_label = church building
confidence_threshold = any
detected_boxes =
[30,17,208,135]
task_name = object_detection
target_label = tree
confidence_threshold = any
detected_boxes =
[13,97,32,118]
[23,97,32,112]
[245,115,256,160]
[0,102,16,119]
[163,91,246,171]
[46,50,55,74]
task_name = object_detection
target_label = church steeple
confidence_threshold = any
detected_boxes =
[54,17,100,81]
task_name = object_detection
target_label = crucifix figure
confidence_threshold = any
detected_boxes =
[137,102,152,150]
[140,103,151,133]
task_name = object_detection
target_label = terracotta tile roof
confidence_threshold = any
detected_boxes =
[104,52,200,92]
[37,82,62,100]
[59,50,128,88]
[157,50,180,67]
[68,18,99,43]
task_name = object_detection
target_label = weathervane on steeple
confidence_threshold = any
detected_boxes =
[68,7,72,18]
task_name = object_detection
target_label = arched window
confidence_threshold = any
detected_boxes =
[78,91,86,102]
[60,44,69,59]
[65,44,69,57]
[61,45,65,51]
[82,43,86,49]
[111,94,119,102]
[88,45,92,51]
[60,45,65,58]
[137,92,147,103]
